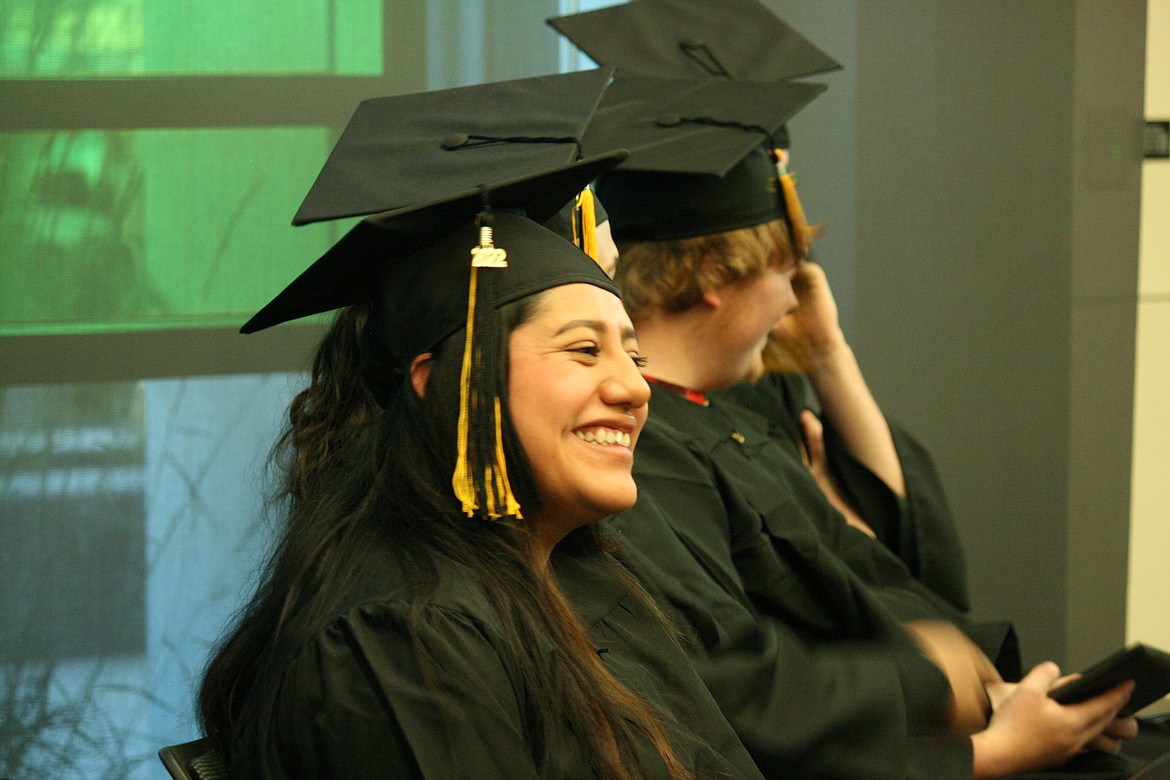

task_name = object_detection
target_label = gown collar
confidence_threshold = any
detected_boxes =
[643,375,709,406]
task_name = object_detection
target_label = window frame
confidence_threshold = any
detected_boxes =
[0,1,426,382]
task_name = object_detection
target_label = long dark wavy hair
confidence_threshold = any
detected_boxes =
[198,293,691,779]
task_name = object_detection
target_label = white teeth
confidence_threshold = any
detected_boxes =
[575,428,631,448]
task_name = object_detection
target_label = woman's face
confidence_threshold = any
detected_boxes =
[508,283,650,541]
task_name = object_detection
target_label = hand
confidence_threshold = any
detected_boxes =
[971,662,1136,777]
[769,261,847,372]
[905,620,1001,734]
[797,411,875,538]
[1045,671,1139,755]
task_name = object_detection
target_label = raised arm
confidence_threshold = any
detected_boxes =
[771,260,906,497]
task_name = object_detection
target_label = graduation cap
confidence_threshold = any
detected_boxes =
[584,75,821,250]
[243,153,625,336]
[581,75,826,175]
[245,73,630,522]
[292,67,615,226]
[548,0,841,82]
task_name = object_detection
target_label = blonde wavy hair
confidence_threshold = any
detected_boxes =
[615,219,795,321]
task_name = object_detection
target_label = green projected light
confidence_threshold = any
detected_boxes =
[2,0,384,334]
[1,0,382,77]
[0,127,353,335]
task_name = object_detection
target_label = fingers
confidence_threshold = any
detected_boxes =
[793,259,826,287]
[773,260,843,358]
[1019,660,1063,693]
[790,263,828,313]
[1085,713,1140,755]
[1103,715,1140,740]
[1065,680,1136,749]
[1083,679,1136,718]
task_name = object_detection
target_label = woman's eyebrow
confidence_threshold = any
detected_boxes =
[553,320,639,344]
[553,319,605,337]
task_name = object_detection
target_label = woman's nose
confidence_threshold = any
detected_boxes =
[603,358,650,409]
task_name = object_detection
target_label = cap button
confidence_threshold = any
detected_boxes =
[441,133,471,150]
[656,114,682,127]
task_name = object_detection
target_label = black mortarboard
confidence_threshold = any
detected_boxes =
[243,153,627,336]
[292,68,615,226]
[584,75,821,249]
[548,0,841,82]
[581,75,826,175]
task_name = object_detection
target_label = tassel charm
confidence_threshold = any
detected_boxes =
[471,224,508,268]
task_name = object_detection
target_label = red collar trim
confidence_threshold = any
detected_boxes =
[644,375,709,406]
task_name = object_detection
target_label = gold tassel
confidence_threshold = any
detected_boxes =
[452,264,480,516]
[453,219,522,520]
[780,172,811,259]
[489,398,522,518]
[577,188,597,260]
[774,154,812,260]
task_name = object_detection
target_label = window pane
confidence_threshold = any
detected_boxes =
[1,127,351,335]
[1,0,382,78]
[1,382,146,662]
[0,373,299,778]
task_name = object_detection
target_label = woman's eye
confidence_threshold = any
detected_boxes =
[631,354,648,368]
[571,344,600,357]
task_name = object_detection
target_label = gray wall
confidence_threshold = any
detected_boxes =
[768,0,1145,670]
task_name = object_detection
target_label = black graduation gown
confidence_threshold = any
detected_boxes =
[587,383,973,779]
[719,371,970,612]
[265,545,764,779]
[608,384,1145,778]
[554,541,766,780]
[715,374,1021,678]
[718,374,1170,776]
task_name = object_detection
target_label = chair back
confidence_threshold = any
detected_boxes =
[158,736,229,780]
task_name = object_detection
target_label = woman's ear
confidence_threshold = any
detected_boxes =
[409,353,434,398]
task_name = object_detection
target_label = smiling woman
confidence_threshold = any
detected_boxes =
[197,206,763,780]
[192,74,763,780]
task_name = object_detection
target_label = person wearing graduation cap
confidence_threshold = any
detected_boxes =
[551,42,1142,780]
[195,70,765,780]
[594,118,1141,780]
[552,0,975,656]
